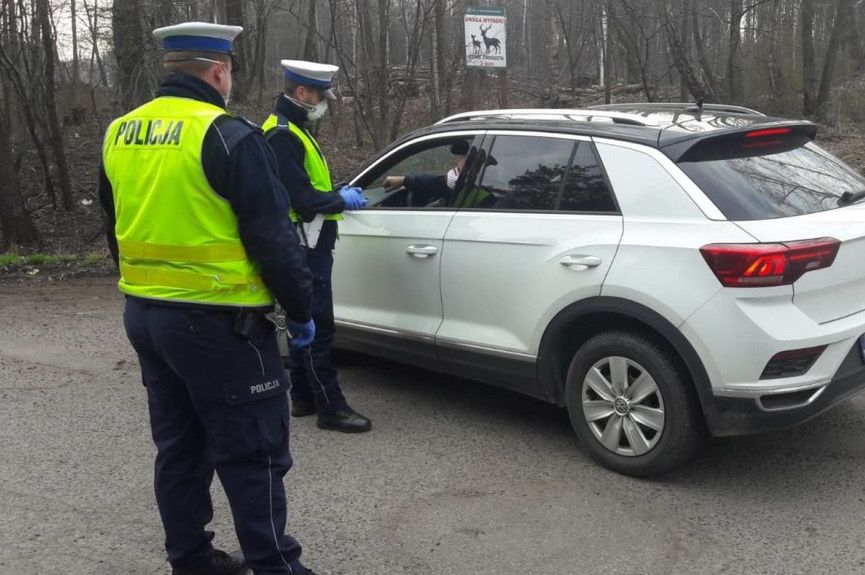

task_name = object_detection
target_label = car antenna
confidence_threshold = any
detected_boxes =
[686,98,704,121]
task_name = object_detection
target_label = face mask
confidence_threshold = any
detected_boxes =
[446,166,460,190]
[306,99,329,121]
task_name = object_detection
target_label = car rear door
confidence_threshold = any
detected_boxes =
[436,132,624,379]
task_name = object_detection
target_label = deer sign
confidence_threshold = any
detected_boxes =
[470,34,482,54]
[479,24,501,54]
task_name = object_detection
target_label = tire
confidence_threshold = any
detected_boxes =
[565,330,704,477]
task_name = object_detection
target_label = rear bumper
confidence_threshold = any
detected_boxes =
[704,341,865,436]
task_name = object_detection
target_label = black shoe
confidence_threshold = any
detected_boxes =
[172,549,248,575]
[317,407,372,433]
[290,400,316,417]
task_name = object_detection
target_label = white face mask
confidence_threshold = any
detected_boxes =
[446,166,460,190]
[306,99,329,121]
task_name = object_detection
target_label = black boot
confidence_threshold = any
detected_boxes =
[290,399,316,417]
[172,549,248,575]
[317,406,372,433]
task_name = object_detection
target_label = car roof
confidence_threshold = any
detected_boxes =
[391,104,817,161]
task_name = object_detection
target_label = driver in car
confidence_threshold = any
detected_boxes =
[382,140,470,206]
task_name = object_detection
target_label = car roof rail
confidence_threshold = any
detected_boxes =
[434,108,659,127]
[590,102,766,116]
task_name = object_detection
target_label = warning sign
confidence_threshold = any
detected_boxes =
[465,6,506,69]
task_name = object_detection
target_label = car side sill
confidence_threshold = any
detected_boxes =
[334,321,543,400]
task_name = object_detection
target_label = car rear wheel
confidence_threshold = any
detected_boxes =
[565,331,704,476]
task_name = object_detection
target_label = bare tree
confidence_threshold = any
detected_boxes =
[0,109,38,249]
[663,0,711,101]
[36,0,73,211]
[801,0,817,116]
[815,0,852,119]
[112,0,149,109]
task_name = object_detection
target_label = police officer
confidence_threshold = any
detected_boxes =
[262,60,372,433]
[98,22,318,575]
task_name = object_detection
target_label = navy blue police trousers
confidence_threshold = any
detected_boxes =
[123,297,307,575]
[288,244,347,413]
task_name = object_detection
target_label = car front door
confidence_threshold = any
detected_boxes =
[332,131,484,367]
[437,132,624,385]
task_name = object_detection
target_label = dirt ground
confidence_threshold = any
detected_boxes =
[5,277,865,574]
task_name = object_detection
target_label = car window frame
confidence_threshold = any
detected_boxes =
[454,130,622,216]
[349,130,486,211]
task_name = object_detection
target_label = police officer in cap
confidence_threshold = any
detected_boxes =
[99,22,319,575]
[262,60,372,433]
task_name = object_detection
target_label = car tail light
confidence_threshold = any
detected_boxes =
[760,345,827,379]
[700,237,840,287]
[745,127,793,139]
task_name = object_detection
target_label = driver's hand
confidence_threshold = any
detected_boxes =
[383,176,405,192]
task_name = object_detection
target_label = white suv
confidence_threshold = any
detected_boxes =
[325,104,865,476]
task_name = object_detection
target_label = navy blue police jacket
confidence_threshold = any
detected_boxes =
[266,96,346,250]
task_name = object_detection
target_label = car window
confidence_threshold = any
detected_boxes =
[678,140,865,221]
[455,135,575,211]
[359,138,474,209]
[558,142,617,212]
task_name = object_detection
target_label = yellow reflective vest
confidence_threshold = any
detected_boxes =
[262,113,341,223]
[102,96,272,307]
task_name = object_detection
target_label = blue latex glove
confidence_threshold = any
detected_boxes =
[338,185,368,210]
[287,319,316,348]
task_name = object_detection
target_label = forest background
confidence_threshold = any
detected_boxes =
[2,0,865,273]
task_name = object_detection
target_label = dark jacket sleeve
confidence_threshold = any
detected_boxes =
[267,129,346,221]
[97,163,119,269]
[204,119,313,322]
[404,174,450,206]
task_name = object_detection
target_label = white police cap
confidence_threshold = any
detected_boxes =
[281,60,339,100]
[153,22,243,54]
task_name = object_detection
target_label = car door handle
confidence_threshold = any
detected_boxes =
[407,244,438,258]
[560,255,602,270]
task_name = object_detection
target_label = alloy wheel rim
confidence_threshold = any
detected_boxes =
[581,355,665,457]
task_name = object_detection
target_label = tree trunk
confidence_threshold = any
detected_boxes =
[497,69,509,108]
[766,0,783,110]
[112,0,147,109]
[375,0,390,147]
[602,1,611,104]
[815,0,850,119]
[0,96,38,248]
[801,0,817,117]
[664,0,709,101]
[37,0,74,211]
[522,0,529,69]
[70,0,80,109]
[225,0,246,101]
[303,0,319,61]
[429,0,443,119]
[544,0,560,106]
[86,0,108,87]
[841,0,864,71]
[692,4,723,100]
[727,0,742,102]
[679,0,689,101]
[251,1,269,103]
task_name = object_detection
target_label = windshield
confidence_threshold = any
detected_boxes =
[678,141,865,221]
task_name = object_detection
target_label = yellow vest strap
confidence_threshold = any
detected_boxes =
[118,240,248,263]
[120,262,265,293]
